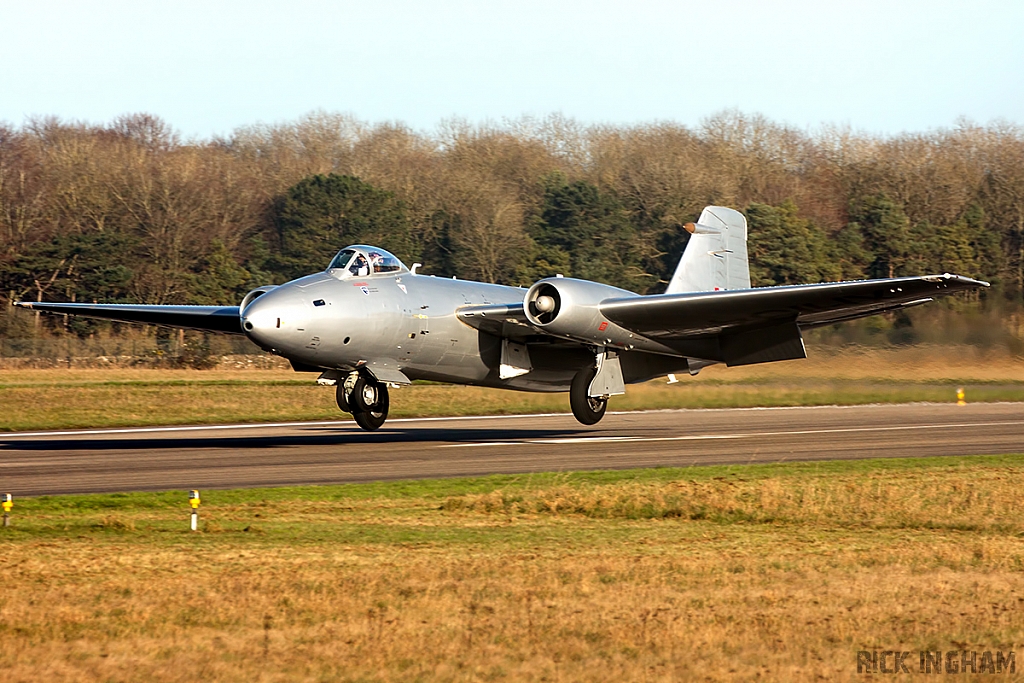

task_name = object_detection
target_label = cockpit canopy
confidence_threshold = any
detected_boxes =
[327,245,406,278]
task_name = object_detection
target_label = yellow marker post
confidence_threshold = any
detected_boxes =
[2,493,11,528]
[957,387,966,406]
[189,490,200,531]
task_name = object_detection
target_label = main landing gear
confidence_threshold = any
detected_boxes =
[569,349,626,426]
[337,372,390,431]
[569,350,622,430]
[570,365,607,425]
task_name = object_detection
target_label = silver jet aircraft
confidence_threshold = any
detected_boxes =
[19,206,988,431]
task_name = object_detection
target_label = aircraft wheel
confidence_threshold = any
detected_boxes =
[335,382,351,413]
[353,405,388,431]
[351,377,389,431]
[570,366,607,425]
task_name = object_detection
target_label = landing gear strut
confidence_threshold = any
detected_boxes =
[570,365,607,425]
[336,373,390,431]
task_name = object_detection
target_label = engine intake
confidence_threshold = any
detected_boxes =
[240,286,278,313]
[527,283,561,324]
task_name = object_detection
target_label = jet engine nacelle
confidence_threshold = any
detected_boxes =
[240,285,278,313]
[524,277,640,348]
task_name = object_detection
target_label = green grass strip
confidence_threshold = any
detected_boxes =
[14,451,1024,511]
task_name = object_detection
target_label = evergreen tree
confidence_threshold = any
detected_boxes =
[831,223,871,280]
[962,205,1004,289]
[526,174,648,290]
[4,232,135,304]
[186,240,251,305]
[847,194,915,279]
[745,201,841,286]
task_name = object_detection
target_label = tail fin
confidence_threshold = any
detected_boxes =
[666,206,750,294]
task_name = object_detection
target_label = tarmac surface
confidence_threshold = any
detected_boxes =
[1,402,1023,496]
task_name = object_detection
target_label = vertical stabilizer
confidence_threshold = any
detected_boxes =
[666,206,750,294]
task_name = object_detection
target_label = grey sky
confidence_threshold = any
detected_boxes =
[2,0,1022,138]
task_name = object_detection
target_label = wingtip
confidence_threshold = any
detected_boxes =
[13,301,32,309]
[935,274,990,288]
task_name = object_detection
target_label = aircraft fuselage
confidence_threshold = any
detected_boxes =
[241,270,610,392]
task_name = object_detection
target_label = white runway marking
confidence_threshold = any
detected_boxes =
[0,404,1020,440]
[0,412,571,438]
[440,420,1024,448]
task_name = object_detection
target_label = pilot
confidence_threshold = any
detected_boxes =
[349,254,369,277]
[368,252,384,273]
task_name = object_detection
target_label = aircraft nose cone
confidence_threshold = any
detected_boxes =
[241,287,308,350]
[241,304,276,334]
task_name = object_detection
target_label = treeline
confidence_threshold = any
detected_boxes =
[1,111,1022,338]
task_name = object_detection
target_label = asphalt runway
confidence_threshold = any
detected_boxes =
[1,402,1023,496]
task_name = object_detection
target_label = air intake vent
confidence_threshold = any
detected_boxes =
[527,283,561,324]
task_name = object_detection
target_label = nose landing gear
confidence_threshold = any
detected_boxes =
[336,372,390,431]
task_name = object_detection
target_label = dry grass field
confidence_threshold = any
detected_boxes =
[2,455,1024,682]
[0,345,1021,431]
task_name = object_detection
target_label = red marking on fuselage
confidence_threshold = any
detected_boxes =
[598,321,608,331]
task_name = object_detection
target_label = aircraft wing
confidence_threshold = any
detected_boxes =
[14,302,244,334]
[456,303,535,341]
[599,274,988,341]
[458,273,988,366]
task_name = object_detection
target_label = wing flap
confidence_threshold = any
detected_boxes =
[14,302,243,335]
[721,320,806,366]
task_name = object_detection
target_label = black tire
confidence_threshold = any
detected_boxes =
[335,381,351,413]
[570,365,607,425]
[351,377,389,431]
[350,376,379,412]
[353,405,388,431]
